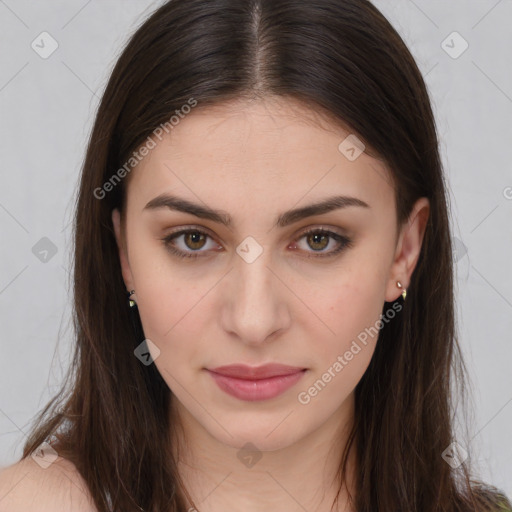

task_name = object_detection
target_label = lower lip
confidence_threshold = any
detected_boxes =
[206,369,306,401]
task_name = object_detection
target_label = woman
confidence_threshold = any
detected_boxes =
[0,0,510,511]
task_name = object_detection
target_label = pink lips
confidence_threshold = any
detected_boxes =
[206,363,307,401]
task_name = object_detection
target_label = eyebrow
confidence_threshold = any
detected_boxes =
[143,193,370,228]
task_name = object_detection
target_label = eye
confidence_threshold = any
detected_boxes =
[161,226,353,260]
[161,228,219,259]
[291,228,353,258]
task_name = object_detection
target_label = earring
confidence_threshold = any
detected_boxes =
[126,289,145,343]
[396,281,407,300]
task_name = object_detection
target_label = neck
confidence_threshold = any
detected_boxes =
[169,393,358,512]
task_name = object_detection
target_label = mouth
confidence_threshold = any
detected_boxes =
[205,364,307,401]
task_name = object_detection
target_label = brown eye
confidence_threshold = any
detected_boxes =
[183,231,207,250]
[306,232,330,251]
[293,228,353,258]
[161,228,218,259]
[162,227,353,261]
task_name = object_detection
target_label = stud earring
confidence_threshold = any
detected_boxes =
[127,289,136,307]
[126,289,145,343]
[396,281,407,300]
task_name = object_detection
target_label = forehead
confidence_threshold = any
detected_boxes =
[126,96,394,215]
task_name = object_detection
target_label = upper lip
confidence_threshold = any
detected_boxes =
[207,364,306,380]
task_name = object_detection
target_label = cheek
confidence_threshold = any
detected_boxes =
[130,254,225,383]
[135,275,210,383]
[297,281,385,408]
[318,262,388,363]
[136,275,208,343]
[126,230,207,338]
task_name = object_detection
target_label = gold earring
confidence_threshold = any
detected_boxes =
[396,281,407,300]
[127,289,136,307]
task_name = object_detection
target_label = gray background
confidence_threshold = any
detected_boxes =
[0,0,511,496]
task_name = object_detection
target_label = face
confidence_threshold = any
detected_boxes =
[112,96,429,452]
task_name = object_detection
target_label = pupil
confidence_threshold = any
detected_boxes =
[186,232,205,249]
[310,233,327,251]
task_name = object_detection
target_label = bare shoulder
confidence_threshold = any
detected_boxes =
[0,455,97,512]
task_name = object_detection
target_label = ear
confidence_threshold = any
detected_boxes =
[112,208,136,297]
[385,197,430,302]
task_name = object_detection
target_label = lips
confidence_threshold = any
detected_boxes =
[208,363,306,379]
[205,364,307,401]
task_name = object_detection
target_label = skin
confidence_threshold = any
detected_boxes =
[112,96,429,512]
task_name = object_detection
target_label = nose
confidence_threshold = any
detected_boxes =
[220,249,291,346]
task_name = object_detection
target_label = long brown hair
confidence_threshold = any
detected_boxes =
[20,0,511,510]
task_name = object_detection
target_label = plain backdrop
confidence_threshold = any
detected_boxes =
[0,0,511,497]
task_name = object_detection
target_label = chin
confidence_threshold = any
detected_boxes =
[206,417,308,453]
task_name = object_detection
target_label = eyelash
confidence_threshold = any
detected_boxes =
[161,227,353,260]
